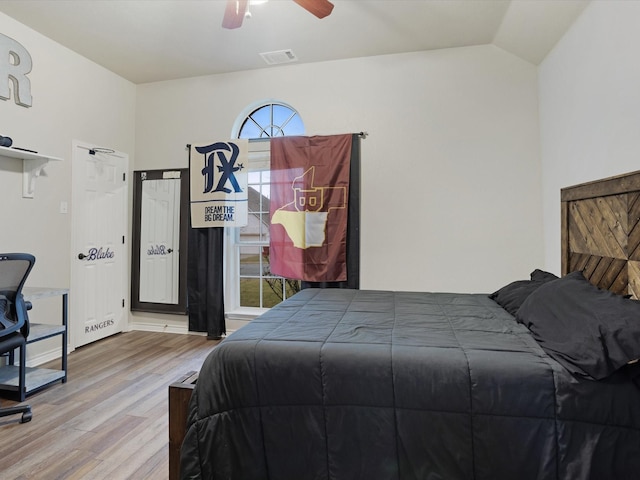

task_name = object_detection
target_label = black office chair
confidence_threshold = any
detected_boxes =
[0,253,35,423]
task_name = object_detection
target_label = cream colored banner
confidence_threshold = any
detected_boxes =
[190,139,248,228]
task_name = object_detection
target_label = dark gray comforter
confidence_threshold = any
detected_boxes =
[181,288,640,479]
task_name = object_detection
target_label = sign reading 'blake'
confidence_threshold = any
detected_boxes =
[190,140,249,228]
[79,247,115,261]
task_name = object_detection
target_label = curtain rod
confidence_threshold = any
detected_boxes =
[245,132,368,142]
[187,132,367,149]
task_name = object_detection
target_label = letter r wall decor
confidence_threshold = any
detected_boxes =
[0,32,33,108]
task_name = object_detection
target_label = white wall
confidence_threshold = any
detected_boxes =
[0,13,136,361]
[539,1,640,274]
[0,11,545,342]
[136,44,543,305]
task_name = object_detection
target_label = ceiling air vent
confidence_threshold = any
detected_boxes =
[259,49,298,65]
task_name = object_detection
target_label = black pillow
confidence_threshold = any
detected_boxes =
[489,280,543,316]
[516,271,640,380]
[489,269,558,316]
[530,269,558,282]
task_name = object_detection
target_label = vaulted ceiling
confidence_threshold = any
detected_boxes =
[0,0,589,84]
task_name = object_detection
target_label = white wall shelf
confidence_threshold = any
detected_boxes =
[0,145,63,198]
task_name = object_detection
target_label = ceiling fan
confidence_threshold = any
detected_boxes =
[223,0,334,29]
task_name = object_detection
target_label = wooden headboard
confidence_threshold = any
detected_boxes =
[561,170,640,298]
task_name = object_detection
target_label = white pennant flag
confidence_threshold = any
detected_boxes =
[190,139,248,228]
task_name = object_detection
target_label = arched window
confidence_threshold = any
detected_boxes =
[238,102,305,138]
[226,102,304,315]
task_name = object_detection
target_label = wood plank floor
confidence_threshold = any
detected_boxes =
[0,331,219,480]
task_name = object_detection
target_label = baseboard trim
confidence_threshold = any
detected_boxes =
[129,320,246,336]
[128,322,193,335]
[27,344,73,368]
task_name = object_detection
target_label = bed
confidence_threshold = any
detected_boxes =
[172,169,640,480]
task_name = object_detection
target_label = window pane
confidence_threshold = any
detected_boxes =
[284,278,301,299]
[247,187,261,216]
[259,213,269,241]
[248,172,261,184]
[239,119,262,139]
[259,183,271,201]
[240,278,261,307]
[273,104,293,126]
[282,114,304,136]
[239,245,261,276]
[260,277,302,306]
[261,246,272,274]
[262,278,283,308]
[251,105,271,128]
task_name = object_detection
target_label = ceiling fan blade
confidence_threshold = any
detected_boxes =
[292,0,334,19]
[222,0,248,29]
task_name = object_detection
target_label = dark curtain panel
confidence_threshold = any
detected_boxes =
[302,133,361,290]
[187,146,226,338]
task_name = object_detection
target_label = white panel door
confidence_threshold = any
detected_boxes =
[139,178,180,303]
[71,141,128,348]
